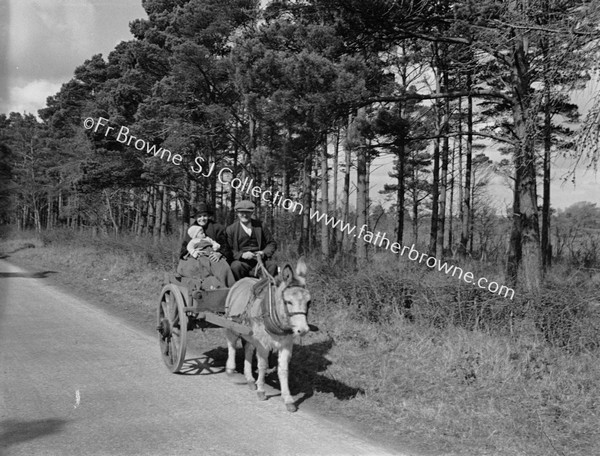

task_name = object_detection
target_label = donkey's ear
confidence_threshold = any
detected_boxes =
[281,263,294,284]
[296,257,307,278]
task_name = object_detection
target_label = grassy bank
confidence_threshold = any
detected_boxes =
[2,228,599,456]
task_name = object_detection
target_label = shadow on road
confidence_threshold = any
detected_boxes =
[0,244,37,260]
[289,338,365,407]
[211,338,364,409]
[177,347,227,376]
[0,418,67,450]
[0,271,57,279]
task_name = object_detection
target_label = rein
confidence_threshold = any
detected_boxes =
[255,254,275,282]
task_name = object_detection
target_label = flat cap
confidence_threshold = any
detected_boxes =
[234,200,255,212]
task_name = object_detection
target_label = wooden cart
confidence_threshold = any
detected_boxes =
[156,274,251,373]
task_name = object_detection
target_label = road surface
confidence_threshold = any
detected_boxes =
[0,260,404,456]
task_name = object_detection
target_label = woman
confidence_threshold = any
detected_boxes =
[177,202,235,287]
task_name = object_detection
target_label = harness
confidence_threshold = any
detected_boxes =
[228,256,308,336]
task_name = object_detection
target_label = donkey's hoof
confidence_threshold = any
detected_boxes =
[226,369,235,377]
[247,380,257,390]
[257,391,267,401]
[285,403,298,412]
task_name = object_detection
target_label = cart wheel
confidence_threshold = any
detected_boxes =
[157,284,188,373]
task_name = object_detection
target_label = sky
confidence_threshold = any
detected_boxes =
[1,0,599,212]
[0,0,147,115]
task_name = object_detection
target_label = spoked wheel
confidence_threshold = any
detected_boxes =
[157,284,188,373]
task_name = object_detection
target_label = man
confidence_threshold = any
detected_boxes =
[177,202,235,287]
[225,200,278,280]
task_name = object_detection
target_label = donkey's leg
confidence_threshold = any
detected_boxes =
[278,341,297,412]
[243,339,257,390]
[255,346,269,401]
[224,329,238,376]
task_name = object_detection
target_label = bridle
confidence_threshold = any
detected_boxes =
[283,294,310,318]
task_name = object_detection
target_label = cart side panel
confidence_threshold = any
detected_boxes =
[165,274,229,312]
[193,288,229,313]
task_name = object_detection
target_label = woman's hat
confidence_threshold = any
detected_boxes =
[192,202,213,217]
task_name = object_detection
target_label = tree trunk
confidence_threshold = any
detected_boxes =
[356,136,368,264]
[33,205,41,233]
[281,168,294,241]
[397,139,405,246]
[229,138,239,224]
[310,164,318,251]
[331,125,340,256]
[117,190,124,232]
[460,74,473,257]
[457,95,464,252]
[153,184,162,242]
[104,190,119,235]
[160,181,168,238]
[137,189,148,236]
[47,193,53,230]
[320,136,330,260]
[542,48,552,270]
[58,190,63,227]
[429,52,442,255]
[437,106,449,258]
[17,204,23,231]
[448,141,455,250]
[340,115,352,254]
[134,204,140,236]
[298,151,313,255]
[429,128,440,256]
[507,33,542,293]
[541,103,552,270]
[412,181,419,244]
[506,155,522,286]
[147,186,155,238]
[266,177,274,234]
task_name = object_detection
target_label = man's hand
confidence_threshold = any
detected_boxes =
[208,252,222,262]
[241,251,256,260]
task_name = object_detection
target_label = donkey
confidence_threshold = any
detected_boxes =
[223,258,310,412]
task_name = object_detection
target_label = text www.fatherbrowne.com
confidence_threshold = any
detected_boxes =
[82,115,514,300]
[308,208,515,300]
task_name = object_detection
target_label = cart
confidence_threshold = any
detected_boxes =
[156,274,251,373]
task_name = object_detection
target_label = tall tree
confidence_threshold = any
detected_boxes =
[321,0,600,291]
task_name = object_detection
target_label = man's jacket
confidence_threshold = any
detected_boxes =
[225,219,277,262]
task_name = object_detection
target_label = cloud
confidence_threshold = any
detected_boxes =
[8,0,96,81]
[8,79,63,116]
[2,0,146,114]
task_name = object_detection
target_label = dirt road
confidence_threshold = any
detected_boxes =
[0,260,405,456]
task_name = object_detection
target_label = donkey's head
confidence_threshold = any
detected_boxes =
[277,257,310,337]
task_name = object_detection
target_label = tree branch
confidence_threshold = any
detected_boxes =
[359,88,512,108]
[373,131,515,148]
[491,19,600,37]
[408,131,515,145]
[388,28,472,46]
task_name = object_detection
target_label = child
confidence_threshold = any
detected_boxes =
[186,225,220,259]
[177,224,235,288]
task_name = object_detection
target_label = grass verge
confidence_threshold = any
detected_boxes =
[1,227,599,456]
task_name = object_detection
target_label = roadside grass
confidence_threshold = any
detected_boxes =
[1,227,599,456]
